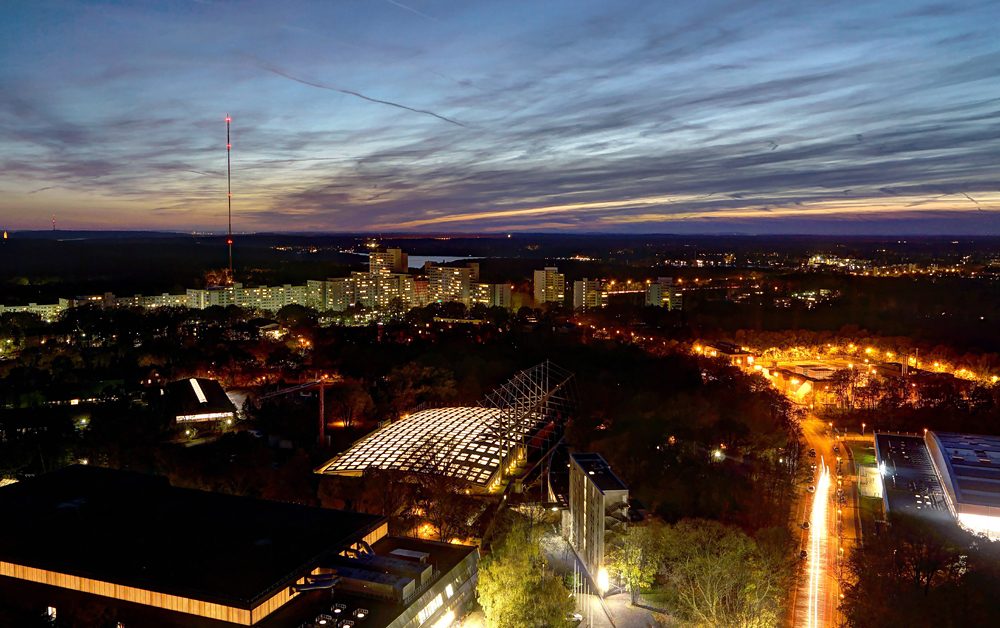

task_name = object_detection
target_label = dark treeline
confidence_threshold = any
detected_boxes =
[0,302,802,537]
[842,513,1000,628]
[686,273,1000,352]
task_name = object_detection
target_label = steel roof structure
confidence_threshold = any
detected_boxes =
[926,431,1000,537]
[316,362,576,488]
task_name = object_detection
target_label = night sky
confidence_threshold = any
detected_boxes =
[1,0,998,234]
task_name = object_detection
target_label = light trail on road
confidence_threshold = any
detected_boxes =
[805,457,831,628]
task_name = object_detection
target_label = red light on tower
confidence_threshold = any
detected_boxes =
[227,239,233,245]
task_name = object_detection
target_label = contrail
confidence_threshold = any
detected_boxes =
[385,0,442,23]
[259,65,466,128]
[26,186,52,194]
[961,192,983,210]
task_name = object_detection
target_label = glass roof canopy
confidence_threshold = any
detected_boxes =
[316,361,578,488]
[315,407,546,486]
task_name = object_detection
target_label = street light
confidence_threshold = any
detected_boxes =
[597,568,610,594]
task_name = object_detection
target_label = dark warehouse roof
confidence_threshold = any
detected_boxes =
[0,465,385,609]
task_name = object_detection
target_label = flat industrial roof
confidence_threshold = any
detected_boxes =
[927,431,1000,509]
[257,536,478,628]
[571,453,627,493]
[873,434,952,525]
[0,465,384,609]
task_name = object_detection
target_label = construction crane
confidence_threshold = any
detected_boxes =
[257,374,340,444]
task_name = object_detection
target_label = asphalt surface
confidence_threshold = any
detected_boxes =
[791,414,863,628]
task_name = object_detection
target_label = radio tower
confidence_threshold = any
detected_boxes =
[226,115,233,282]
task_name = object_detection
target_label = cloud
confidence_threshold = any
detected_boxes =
[0,0,998,232]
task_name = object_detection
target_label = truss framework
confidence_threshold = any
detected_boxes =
[478,360,578,468]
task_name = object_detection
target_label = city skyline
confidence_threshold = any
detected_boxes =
[2,0,999,234]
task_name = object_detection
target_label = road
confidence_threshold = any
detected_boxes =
[791,413,858,628]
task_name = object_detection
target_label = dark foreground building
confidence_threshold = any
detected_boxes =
[0,465,478,627]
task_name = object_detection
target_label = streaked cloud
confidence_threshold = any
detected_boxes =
[0,0,998,233]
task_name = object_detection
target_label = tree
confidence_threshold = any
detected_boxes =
[276,304,318,329]
[408,433,481,542]
[659,520,794,628]
[606,519,666,605]
[477,518,575,628]
[839,512,1000,628]
[385,362,457,417]
[328,378,374,428]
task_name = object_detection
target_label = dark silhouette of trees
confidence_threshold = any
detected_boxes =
[841,513,1000,628]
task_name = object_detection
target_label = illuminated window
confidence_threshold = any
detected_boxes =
[46,606,57,619]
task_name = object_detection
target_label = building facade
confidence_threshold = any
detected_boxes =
[0,248,514,318]
[533,267,565,305]
[566,453,628,581]
[0,299,70,322]
[470,283,512,309]
[428,266,472,305]
[572,279,607,310]
[370,248,409,275]
[645,277,683,310]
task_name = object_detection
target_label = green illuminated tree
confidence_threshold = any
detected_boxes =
[606,519,666,605]
[477,520,574,628]
[660,520,794,628]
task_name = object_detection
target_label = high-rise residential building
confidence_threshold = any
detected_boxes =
[306,279,327,310]
[378,273,415,309]
[645,277,683,310]
[369,247,408,274]
[492,283,512,308]
[466,262,480,282]
[428,266,472,305]
[351,272,414,310]
[566,453,629,582]
[533,267,565,305]
[471,283,513,309]
[413,277,430,307]
[325,277,356,312]
[572,278,607,310]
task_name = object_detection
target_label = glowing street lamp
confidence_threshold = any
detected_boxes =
[597,567,610,594]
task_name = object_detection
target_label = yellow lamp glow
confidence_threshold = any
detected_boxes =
[598,567,610,593]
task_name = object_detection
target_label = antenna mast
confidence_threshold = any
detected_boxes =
[226,114,233,282]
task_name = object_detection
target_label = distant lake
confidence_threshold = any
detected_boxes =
[354,253,484,269]
[407,255,483,268]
